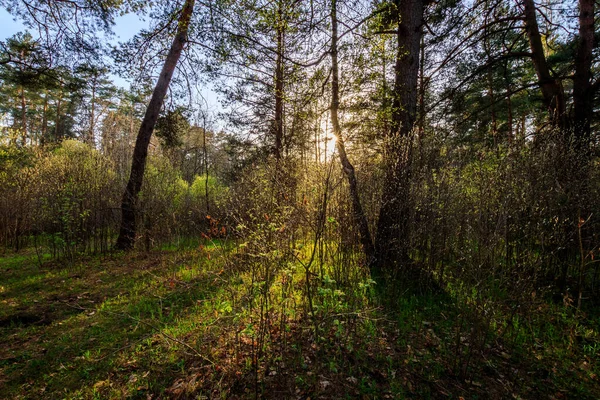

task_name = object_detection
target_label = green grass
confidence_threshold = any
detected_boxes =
[1,244,600,399]
[0,246,229,399]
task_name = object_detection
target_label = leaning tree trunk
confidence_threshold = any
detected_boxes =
[115,0,196,250]
[522,0,567,131]
[330,0,375,263]
[374,0,425,277]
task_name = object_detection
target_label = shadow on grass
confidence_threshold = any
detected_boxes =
[0,247,231,399]
[364,262,600,399]
[2,248,599,399]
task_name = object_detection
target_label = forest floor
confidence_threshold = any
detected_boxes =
[1,243,600,399]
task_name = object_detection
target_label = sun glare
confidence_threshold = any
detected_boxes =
[316,118,338,163]
[322,133,337,161]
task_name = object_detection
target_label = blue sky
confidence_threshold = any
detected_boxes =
[0,7,146,88]
[0,7,219,112]
[0,7,149,51]
[0,8,25,36]
[0,7,25,36]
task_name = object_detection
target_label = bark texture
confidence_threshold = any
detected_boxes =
[522,0,567,130]
[573,0,595,147]
[115,0,196,250]
[374,0,425,275]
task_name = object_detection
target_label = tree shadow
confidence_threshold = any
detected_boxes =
[366,261,600,399]
[0,248,231,398]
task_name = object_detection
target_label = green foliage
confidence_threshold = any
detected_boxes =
[31,140,118,257]
[0,139,231,254]
[155,108,190,149]
[138,154,228,245]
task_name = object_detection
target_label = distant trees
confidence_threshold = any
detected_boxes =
[0,33,119,145]
[75,64,116,146]
[519,0,597,151]
[0,32,50,145]
[430,0,599,151]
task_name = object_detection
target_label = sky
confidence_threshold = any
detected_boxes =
[0,8,25,37]
[0,8,148,72]
[0,7,219,112]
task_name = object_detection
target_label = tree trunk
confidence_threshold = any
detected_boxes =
[55,93,62,140]
[272,0,285,160]
[522,0,567,131]
[115,0,196,250]
[41,92,48,145]
[570,0,596,289]
[417,34,426,142]
[20,86,27,146]
[330,0,375,263]
[504,60,514,143]
[483,7,497,146]
[89,76,97,146]
[573,0,594,148]
[487,67,498,146]
[203,114,210,215]
[374,0,424,276]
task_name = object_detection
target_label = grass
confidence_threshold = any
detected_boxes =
[1,242,600,399]
[0,245,228,399]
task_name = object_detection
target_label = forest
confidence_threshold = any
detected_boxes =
[1,0,600,398]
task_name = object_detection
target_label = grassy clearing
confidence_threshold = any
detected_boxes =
[1,243,600,399]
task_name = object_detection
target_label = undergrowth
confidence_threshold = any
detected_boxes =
[1,242,599,399]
